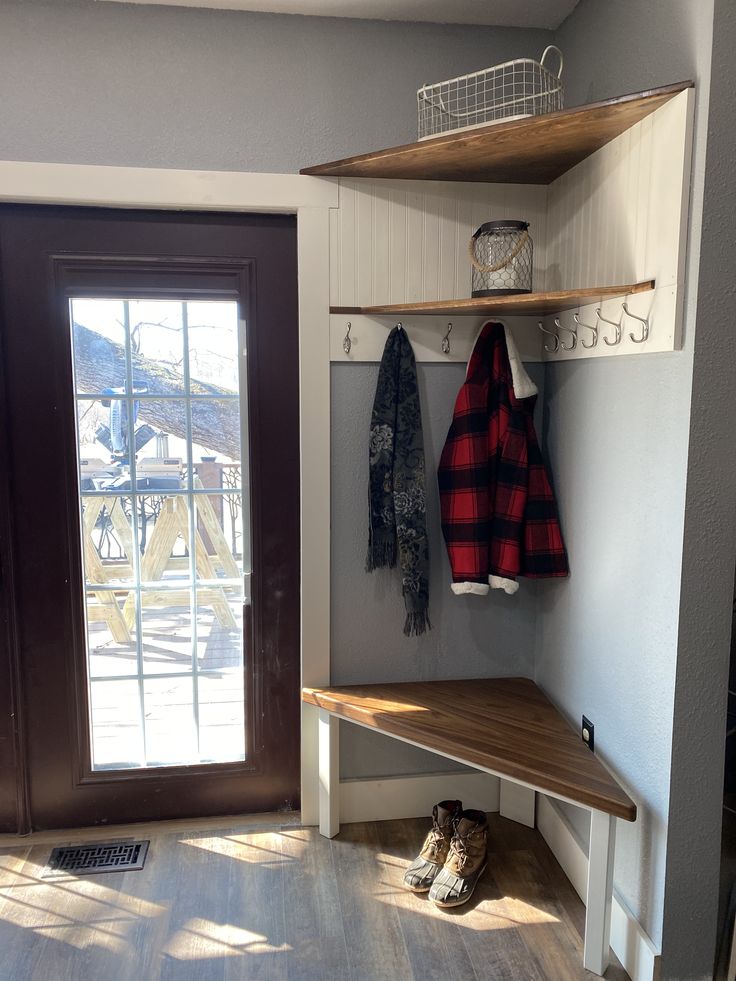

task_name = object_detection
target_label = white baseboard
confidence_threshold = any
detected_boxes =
[339,770,500,824]
[537,794,660,981]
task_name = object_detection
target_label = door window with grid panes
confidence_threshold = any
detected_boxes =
[71,298,248,769]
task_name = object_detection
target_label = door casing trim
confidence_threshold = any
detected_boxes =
[0,162,337,827]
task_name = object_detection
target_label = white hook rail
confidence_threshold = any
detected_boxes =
[329,287,674,364]
[533,285,673,363]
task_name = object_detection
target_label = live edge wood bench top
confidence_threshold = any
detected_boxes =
[302,678,636,822]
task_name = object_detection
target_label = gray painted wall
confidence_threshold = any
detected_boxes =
[659,0,736,977]
[0,0,551,173]
[534,0,716,960]
[332,362,543,779]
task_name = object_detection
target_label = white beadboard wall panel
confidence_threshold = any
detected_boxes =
[357,184,374,306]
[330,178,550,310]
[337,180,357,309]
[647,96,693,289]
[540,89,693,362]
[545,90,693,294]
[437,191,457,300]
[372,190,391,304]
[388,187,407,306]
[329,205,340,307]
[454,189,475,298]
[406,189,425,303]
[422,187,441,302]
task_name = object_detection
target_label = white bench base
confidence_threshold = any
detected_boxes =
[316,708,617,977]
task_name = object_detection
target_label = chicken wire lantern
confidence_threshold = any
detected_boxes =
[469,220,533,297]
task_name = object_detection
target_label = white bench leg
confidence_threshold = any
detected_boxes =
[318,709,340,838]
[499,780,536,828]
[584,809,616,975]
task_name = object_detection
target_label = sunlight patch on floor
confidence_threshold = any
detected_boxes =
[180,831,291,866]
[162,917,291,960]
[0,850,166,952]
[372,848,561,929]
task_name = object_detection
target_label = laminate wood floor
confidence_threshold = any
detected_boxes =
[0,812,629,981]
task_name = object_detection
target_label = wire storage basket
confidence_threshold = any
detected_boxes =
[469,220,533,296]
[417,46,563,140]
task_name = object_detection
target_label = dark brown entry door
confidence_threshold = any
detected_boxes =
[0,205,300,832]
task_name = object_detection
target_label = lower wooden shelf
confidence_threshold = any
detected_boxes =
[332,280,655,318]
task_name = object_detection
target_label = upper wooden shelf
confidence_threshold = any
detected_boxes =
[332,280,655,318]
[301,81,693,185]
[303,678,637,820]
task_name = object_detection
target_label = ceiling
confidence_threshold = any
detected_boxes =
[97,0,580,30]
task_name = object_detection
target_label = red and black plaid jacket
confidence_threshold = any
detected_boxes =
[438,321,569,592]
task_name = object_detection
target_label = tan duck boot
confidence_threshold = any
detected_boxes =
[429,808,488,908]
[403,800,463,892]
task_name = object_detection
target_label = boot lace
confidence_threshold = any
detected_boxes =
[423,823,449,859]
[448,828,475,870]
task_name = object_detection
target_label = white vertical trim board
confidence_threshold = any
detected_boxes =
[297,206,333,825]
[318,709,340,838]
[584,810,616,975]
[537,794,660,981]
[340,771,501,824]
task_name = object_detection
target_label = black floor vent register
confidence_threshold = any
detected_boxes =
[44,840,149,876]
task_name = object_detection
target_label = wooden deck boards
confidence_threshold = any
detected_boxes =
[303,678,636,821]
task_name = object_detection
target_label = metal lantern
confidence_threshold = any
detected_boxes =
[469,220,533,296]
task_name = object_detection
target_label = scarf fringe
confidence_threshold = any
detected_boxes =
[366,537,397,572]
[403,611,431,637]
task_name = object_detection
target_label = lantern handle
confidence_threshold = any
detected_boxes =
[467,231,530,274]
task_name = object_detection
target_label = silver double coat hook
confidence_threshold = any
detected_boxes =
[622,302,649,343]
[596,307,622,347]
[538,320,559,353]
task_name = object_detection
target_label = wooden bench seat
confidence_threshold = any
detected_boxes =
[302,677,636,821]
[302,676,636,976]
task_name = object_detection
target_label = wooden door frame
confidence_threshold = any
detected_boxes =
[0,161,336,829]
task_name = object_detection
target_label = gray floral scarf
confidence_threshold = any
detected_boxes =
[366,326,430,636]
